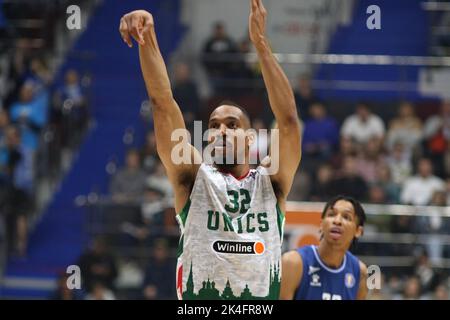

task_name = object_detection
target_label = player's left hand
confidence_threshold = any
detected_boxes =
[249,0,267,50]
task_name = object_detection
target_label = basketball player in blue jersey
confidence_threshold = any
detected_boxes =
[280,195,368,300]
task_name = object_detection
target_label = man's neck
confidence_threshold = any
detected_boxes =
[317,241,347,269]
[215,163,250,180]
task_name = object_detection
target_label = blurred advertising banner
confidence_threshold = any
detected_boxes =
[284,202,322,250]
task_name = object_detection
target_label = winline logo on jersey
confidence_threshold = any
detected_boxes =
[212,240,265,255]
[169,121,280,175]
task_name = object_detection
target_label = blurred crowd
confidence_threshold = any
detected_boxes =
[0,45,90,259]
[0,1,93,282]
[368,250,449,300]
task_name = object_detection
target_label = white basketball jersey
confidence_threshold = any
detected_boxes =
[176,163,284,300]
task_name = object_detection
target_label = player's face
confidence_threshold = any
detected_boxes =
[320,200,363,249]
[207,105,252,165]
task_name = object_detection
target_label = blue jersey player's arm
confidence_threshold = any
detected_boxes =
[357,261,368,300]
[280,250,303,300]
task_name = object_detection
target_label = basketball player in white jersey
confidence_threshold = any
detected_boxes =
[119,0,301,300]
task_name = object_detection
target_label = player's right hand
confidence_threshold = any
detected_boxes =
[119,10,154,48]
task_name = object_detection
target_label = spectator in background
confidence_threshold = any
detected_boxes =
[120,183,168,247]
[0,126,34,256]
[390,214,415,251]
[142,238,176,300]
[232,38,257,93]
[309,164,334,201]
[416,190,448,264]
[328,156,368,200]
[23,57,51,94]
[341,102,385,145]
[423,100,450,178]
[140,131,158,174]
[294,73,318,114]
[141,185,167,230]
[9,83,47,151]
[146,160,173,200]
[85,282,116,300]
[433,285,449,300]
[330,136,358,170]
[445,143,450,179]
[375,164,401,203]
[414,251,439,295]
[355,137,386,184]
[172,63,200,125]
[202,22,236,94]
[389,215,414,233]
[58,69,85,107]
[287,170,311,202]
[396,276,422,300]
[386,142,413,187]
[302,103,339,172]
[386,101,423,154]
[0,109,10,146]
[110,149,147,204]
[3,39,32,108]
[78,237,118,294]
[400,158,445,206]
[368,184,387,204]
[446,178,450,205]
[53,69,88,144]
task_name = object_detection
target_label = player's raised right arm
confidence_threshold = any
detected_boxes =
[119,11,201,211]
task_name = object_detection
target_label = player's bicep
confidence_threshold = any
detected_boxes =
[280,250,303,300]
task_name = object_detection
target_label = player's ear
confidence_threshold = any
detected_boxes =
[246,129,256,146]
[354,225,364,239]
[318,220,324,238]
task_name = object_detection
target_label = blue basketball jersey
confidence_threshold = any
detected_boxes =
[294,245,361,300]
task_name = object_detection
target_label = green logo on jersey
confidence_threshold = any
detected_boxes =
[224,189,251,214]
[207,211,269,233]
[182,262,280,300]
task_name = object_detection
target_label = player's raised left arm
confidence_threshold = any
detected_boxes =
[249,0,301,198]
[280,251,303,300]
[357,261,368,300]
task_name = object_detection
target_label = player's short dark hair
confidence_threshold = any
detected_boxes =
[214,21,225,30]
[356,101,371,111]
[321,195,366,227]
[216,100,251,127]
